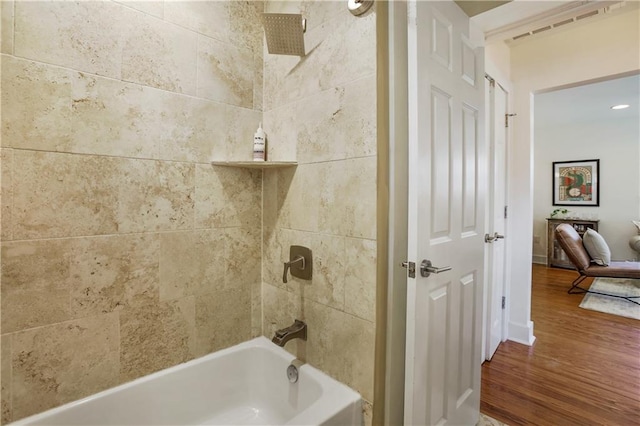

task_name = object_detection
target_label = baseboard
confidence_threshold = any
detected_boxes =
[532,255,546,265]
[507,320,536,346]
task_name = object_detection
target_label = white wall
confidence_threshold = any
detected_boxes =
[508,7,640,345]
[486,41,511,81]
[533,116,640,262]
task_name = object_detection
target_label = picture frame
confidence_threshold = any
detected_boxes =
[552,159,599,206]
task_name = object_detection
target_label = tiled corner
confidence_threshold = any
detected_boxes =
[261,108,299,163]
[275,163,323,232]
[194,287,252,357]
[271,158,376,239]
[189,98,261,163]
[262,283,302,357]
[159,230,226,301]
[363,399,373,426]
[344,237,377,322]
[285,230,347,312]
[197,35,254,108]
[251,281,263,338]
[253,52,264,112]
[263,9,375,111]
[1,0,14,54]
[303,299,375,402]
[263,75,376,164]
[262,169,280,231]
[195,165,261,229]
[120,297,196,383]
[11,314,120,421]
[121,11,197,95]
[262,223,288,291]
[228,1,264,54]
[1,334,12,424]
[14,1,126,79]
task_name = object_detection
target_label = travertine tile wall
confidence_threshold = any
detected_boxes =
[0,1,264,422]
[261,0,377,416]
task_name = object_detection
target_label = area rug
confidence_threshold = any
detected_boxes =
[579,277,640,320]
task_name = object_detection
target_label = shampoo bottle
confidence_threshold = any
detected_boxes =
[253,123,266,161]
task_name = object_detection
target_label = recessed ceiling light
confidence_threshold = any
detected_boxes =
[611,104,630,110]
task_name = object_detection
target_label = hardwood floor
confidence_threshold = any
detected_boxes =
[480,264,640,426]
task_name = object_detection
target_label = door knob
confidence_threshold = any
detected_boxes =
[420,260,452,277]
[485,232,505,243]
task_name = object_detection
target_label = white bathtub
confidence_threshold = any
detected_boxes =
[12,337,363,425]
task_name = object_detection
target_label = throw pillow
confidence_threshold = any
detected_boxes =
[582,228,611,266]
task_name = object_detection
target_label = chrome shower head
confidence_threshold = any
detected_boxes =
[262,13,306,57]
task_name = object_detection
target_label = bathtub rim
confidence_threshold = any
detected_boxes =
[9,336,362,426]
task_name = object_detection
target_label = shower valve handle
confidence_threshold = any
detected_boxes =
[283,256,305,284]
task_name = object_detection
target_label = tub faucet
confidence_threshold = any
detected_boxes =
[272,319,307,347]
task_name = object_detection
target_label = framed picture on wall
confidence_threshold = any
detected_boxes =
[552,159,600,206]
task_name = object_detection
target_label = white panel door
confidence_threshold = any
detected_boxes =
[486,80,508,360]
[404,1,486,425]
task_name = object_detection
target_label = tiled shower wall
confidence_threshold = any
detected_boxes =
[0,1,264,422]
[261,0,377,413]
[1,0,378,423]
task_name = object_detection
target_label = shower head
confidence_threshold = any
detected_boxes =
[262,13,306,57]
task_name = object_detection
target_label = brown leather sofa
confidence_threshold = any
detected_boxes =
[554,223,640,305]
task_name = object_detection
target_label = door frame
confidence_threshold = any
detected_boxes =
[376,1,490,423]
[481,60,513,361]
[374,1,409,424]
[375,1,516,422]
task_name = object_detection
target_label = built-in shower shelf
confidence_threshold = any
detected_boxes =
[211,161,298,169]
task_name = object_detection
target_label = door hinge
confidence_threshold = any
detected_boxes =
[504,206,508,219]
[505,113,517,128]
[502,296,506,309]
[401,261,416,279]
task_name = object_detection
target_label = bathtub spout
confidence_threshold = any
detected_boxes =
[272,319,307,347]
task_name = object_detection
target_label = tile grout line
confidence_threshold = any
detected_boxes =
[2,225,252,245]
[7,146,213,167]
[262,281,374,326]
[262,71,377,115]
[1,52,261,114]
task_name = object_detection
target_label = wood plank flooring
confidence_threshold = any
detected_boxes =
[480,264,640,426]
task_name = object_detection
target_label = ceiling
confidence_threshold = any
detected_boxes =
[455,1,512,17]
[534,74,640,127]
